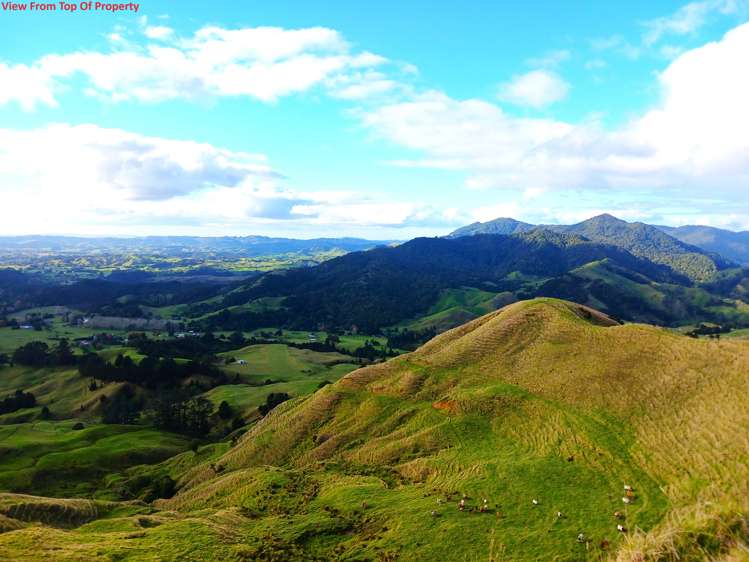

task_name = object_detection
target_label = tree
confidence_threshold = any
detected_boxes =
[0,390,36,415]
[231,416,245,431]
[229,331,245,346]
[154,395,213,436]
[259,392,290,416]
[101,386,140,424]
[218,400,233,420]
[12,341,50,366]
[0,353,9,367]
[52,338,76,366]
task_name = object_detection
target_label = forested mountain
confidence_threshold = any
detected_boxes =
[658,224,749,265]
[449,213,733,282]
[194,229,749,333]
[446,217,534,238]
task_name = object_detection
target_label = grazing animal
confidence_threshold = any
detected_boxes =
[557,511,563,518]
[577,533,585,543]
[622,497,631,504]
[614,511,623,520]
[532,499,539,506]
[617,524,627,533]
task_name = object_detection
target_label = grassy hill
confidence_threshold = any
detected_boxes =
[1,298,747,560]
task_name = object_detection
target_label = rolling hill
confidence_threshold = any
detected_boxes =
[1,298,747,560]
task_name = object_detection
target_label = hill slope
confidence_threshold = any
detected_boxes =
[2,299,747,560]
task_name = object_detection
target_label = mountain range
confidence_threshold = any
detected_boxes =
[449,214,749,268]
[189,216,749,334]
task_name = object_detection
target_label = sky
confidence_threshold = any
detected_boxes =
[1,0,749,238]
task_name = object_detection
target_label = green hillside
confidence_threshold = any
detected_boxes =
[1,299,747,560]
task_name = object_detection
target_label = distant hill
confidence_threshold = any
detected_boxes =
[0,235,394,257]
[11,299,745,559]
[658,224,749,265]
[192,230,749,333]
[446,217,534,238]
[449,213,734,282]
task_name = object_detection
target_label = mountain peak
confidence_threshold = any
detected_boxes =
[581,213,627,225]
[447,217,534,238]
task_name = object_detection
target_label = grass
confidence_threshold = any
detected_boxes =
[397,287,515,333]
[0,298,747,560]
[203,343,359,416]
[0,421,190,498]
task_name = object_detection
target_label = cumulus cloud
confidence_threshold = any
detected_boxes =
[0,124,278,202]
[144,25,174,40]
[0,25,388,107]
[497,70,570,108]
[0,62,57,110]
[363,22,749,195]
[0,124,459,234]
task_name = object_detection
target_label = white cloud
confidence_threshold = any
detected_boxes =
[363,22,749,196]
[0,62,57,110]
[642,0,739,46]
[472,202,523,223]
[0,124,276,198]
[1,25,388,107]
[590,35,642,59]
[0,124,459,234]
[327,70,398,100]
[144,25,174,40]
[497,70,570,108]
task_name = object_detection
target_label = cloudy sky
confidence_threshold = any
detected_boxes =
[1,0,749,237]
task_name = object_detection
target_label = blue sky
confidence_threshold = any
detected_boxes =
[1,0,748,237]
